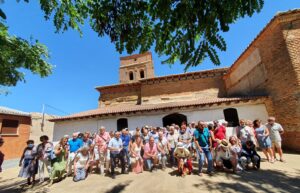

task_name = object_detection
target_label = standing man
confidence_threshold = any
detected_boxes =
[82,132,93,148]
[157,132,169,170]
[178,125,192,149]
[67,133,83,175]
[121,129,131,170]
[94,126,111,174]
[266,117,285,162]
[167,126,178,168]
[194,121,213,176]
[108,131,127,179]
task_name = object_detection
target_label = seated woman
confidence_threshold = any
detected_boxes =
[240,140,261,170]
[174,142,192,177]
[73,146,90,182]
[229,136,243,171]
[215,139,238,173]
[130,136,144,174]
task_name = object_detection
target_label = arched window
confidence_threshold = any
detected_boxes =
[129,71,134,80]
[223,108,239,127]
[117,118,128,131]
[162,113,187,127]
[140,70,145,79]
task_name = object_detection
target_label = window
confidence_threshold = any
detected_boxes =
[1,119,19,135]
[117,118,128,131]
[129,71,134,80]
[223,108,239,127]
[140,70,145,79]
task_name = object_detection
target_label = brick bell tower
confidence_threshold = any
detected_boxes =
[119,52,155,83]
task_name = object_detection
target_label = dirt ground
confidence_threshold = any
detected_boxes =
[1,153,300,193]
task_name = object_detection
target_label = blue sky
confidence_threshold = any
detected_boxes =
[0,1,299,115]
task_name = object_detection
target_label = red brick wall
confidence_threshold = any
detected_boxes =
[225,12,300,151]
[0,114,31,160]
[141,74,227,99]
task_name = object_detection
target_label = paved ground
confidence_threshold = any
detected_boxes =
[1,153,300,193]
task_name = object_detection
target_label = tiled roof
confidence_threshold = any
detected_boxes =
[0,106,31,117]
[49,96,267,122]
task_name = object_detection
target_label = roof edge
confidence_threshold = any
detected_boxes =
[49,96,268,122]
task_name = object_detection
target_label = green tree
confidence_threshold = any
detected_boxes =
[0,0,264,87]
[0,1,52,87]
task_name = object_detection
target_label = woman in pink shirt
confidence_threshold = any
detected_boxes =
[143,136,158,172]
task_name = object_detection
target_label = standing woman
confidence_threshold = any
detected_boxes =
[18,140,38,185]
[130,136,144,174]
[49,137,68,185]
[253,119,274,163]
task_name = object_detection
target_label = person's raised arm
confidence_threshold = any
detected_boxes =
[54,144,62,155]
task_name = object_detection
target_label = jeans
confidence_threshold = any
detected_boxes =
[123,146,130,166]
[197,147,213,173]
[169,148,176,167]
[110,153,125,175]
[144,158,153,170]
[240,155,260,169]
[38,159,52,182]
[73,168,86,182]
[158,153,167,168]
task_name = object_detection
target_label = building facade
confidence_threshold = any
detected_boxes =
[0,107,31,160]
[51,9,300,151]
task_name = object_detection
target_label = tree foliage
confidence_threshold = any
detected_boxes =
[38,0,264,70]
[0,0,264,87]
[0,0,52,87]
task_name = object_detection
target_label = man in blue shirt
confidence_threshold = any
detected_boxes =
[108,131,127,179]
[121,129,131,169]
[194,121,213,176]
[67,133,83,175]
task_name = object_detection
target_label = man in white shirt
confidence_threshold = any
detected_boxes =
[265,117,285,162]
[108,131,127,179]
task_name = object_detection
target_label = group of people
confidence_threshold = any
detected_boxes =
[16,116,285,186]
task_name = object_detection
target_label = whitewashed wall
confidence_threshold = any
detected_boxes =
[53,103,269,141]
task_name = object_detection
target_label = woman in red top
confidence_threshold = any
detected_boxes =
[213,121,226,148]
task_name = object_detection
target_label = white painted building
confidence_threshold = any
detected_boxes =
[52,100,268,141]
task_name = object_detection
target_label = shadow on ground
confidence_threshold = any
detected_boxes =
[0,180,50,193]
[104,180,132,193]
[194,169,300,193]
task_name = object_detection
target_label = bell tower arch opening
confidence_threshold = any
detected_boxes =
[119,52,155,83]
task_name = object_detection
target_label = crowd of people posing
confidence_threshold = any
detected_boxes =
[17,116,285,186]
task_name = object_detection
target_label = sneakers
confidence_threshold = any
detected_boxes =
[111,174,116,179]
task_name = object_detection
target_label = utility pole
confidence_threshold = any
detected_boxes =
[41,104,45,132]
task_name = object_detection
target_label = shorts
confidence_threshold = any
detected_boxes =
[272,141,282,149]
